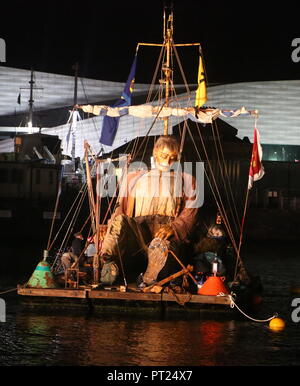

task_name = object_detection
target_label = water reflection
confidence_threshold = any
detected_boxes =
[197,321,227,365]
[0,295,297,366]
[7,312,247,366]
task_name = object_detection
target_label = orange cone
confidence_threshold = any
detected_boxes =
[198,276,229,295]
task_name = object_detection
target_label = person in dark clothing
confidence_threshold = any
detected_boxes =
[61,232,84,273]
[71,232,84,261]
[193,225,227,279]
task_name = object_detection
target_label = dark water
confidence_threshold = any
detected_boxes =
[1,239,300,368]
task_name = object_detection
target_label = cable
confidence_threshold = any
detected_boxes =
[218,292,278,323]
[0,288,17,295]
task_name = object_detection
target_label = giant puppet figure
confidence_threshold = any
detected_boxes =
[99,135,200,286]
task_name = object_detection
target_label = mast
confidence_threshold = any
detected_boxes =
[162,4,173,135]
[20,69,43,131]
[138,3,199,137]
[71,62,79,169]
[73,62,79,107]
[28,69,34,128]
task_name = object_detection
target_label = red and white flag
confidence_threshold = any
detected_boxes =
[248,127,265,189]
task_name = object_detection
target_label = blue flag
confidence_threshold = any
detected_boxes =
[100,55,137,146]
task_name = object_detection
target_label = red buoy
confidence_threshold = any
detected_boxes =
[198,276,229,296]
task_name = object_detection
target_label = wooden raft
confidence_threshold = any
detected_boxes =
[17,285,232,306]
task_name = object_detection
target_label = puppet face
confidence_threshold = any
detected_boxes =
[208,225,225,238]
[153,146,179,172]
[212,228,223,237]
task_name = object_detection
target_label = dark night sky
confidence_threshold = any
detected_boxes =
[1,0,300,85]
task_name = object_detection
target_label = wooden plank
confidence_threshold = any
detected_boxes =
[89,289,232,305]
[184,294,232,305]
[89,289,163,301]
[17,286,86,298]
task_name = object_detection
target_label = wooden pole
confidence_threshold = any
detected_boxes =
[142,265,193,292]
[93,161,101,284]
[162,8,173,136]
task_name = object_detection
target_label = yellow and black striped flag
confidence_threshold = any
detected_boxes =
[195,55,207,108]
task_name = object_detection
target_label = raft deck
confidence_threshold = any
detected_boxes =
[17,284,233,313]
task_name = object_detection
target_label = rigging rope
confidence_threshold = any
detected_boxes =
[146,45,164,104]
[172,43,192,98]
[189,121,244,271]
[158,41,242,252]
[218,292,278,323]
[49,183,88,252]
[131,101,167,161]
[72,34,256,290]
[211,120,241,236]
[50,183,88,270]
[0,288,17,295]
[47,167,63,251]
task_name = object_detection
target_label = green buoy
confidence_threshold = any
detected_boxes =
[26,250,58,288]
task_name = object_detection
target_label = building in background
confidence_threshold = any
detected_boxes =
[1,66,300,239]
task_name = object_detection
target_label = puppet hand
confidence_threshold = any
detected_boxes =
[154,224,174,240]
[99,225,108,240]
